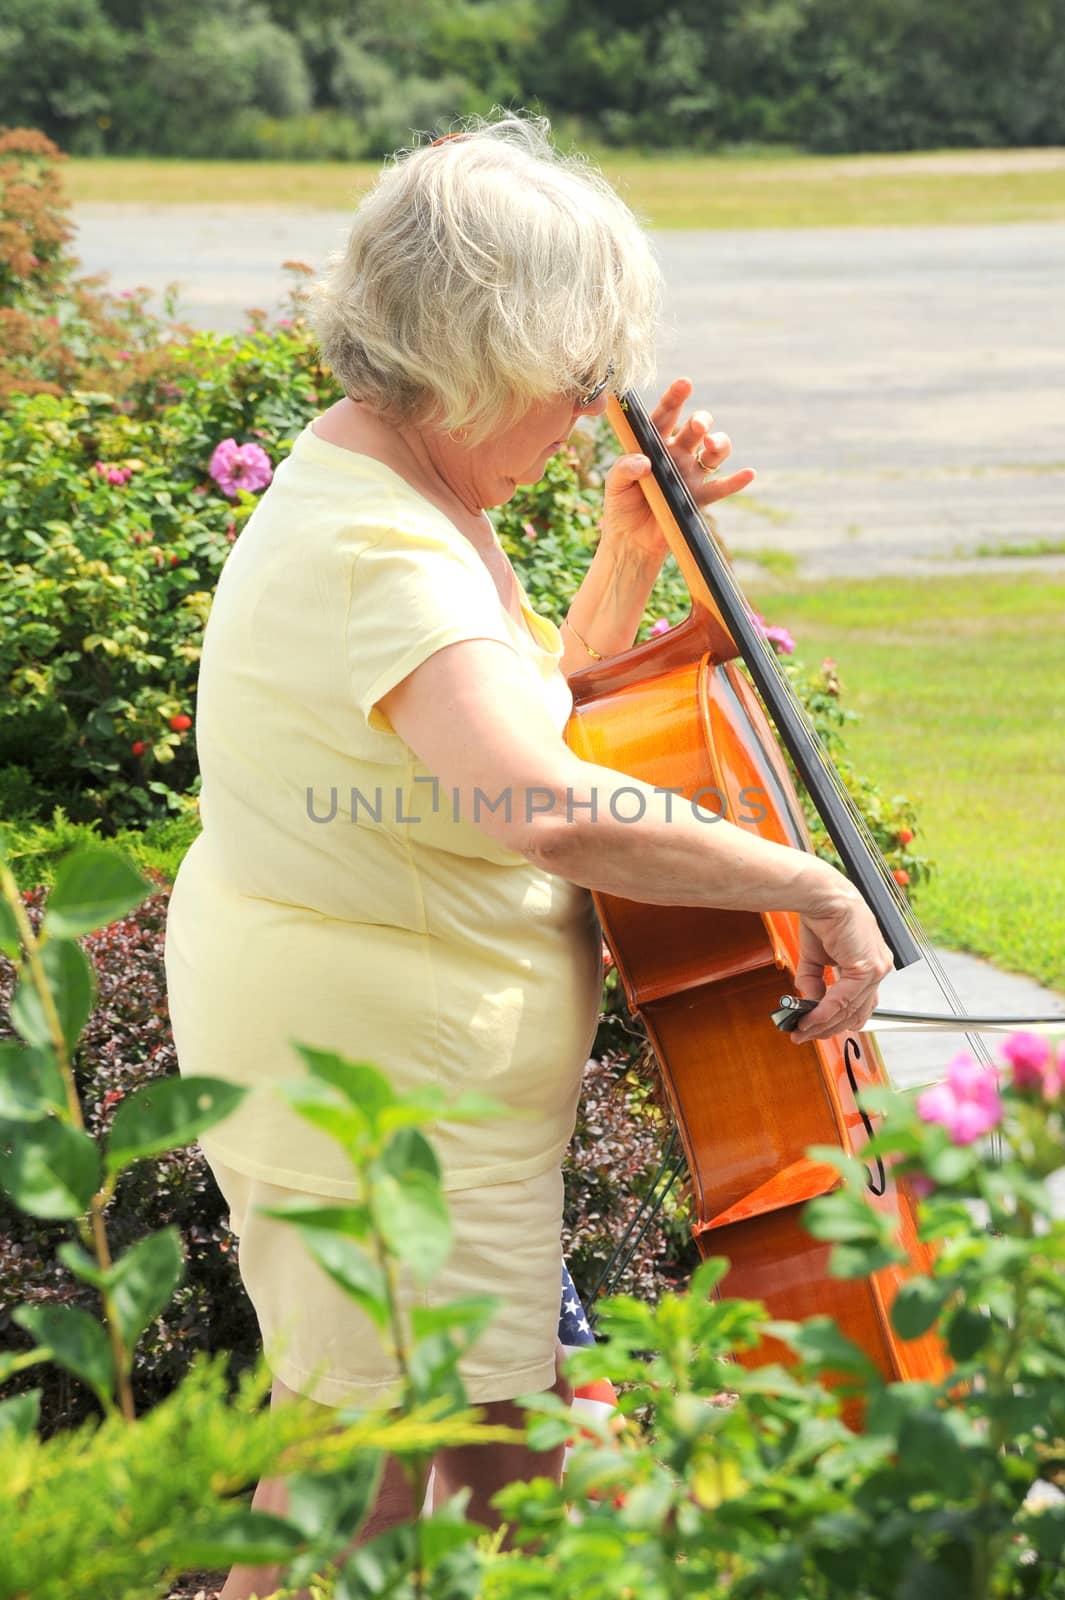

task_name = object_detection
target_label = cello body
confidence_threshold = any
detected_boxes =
[563,396,949,1395]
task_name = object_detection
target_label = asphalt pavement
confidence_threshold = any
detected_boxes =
[74,207,1065,580]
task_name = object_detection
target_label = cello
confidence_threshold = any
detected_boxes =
[563,390,954,1396]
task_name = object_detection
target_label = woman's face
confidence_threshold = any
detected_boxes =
[450,385,611,508]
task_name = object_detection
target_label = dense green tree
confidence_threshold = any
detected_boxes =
[3,0,1064,158]
[0,0,128,154]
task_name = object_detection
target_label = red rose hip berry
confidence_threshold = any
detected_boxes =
[169,714,192,732]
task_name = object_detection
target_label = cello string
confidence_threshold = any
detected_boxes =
[583,1128,684,1318]
[623,390,998,1073]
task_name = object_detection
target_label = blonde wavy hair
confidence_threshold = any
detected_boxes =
[307,112,662,443]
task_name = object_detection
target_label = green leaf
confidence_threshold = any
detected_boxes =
[0,1347,51,1384]
[282,1457,383,1586]
[804,1190,885,1244]
[253,1198,372,1238]
[337,1525,417,1599]
[379,1125,440,1184]
[418,1505,485,1567]
[10,940,95,1052]
[173,1509,308,1569]
[109,1228,185,1349]
[0,1041,67,1120]
[105,1075,247,1173]
[0,1389,41,1442]
[787,1315,880,1379]
[946,1306,992,1361]
[0,1114,101,1217]
[0,892,20,960]
[830,1239,907,1279]
[290,1046,395,1127]
[279,1079,375,1152]
[891,1276,951,1340]
[690,1256,731,1301]
[375,1170,452,1285]
[924,1143,978,1186]
[295,1228,390,1329]
[57,1239,110,1288]
[42,848,150,939]
[443,1090,508,1121]
[12,1304,115,1411]
[410,1296,498,1344]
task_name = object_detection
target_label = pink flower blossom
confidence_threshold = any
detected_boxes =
[278,318,293,328]
[208,438,273,499]
[751,610,795,655]
[94,461,132,486]
[917,1052,1003,1145]
[522,521,538,541]
[1000,1031,1060,1099]
[116,351,132,361]
[650,618,671,636]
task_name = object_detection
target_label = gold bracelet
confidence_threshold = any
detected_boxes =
[563,615,603,661]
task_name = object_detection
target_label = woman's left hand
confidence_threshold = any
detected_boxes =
[599,376,756,566]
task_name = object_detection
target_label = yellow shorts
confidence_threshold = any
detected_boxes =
[205,1150,564,1408]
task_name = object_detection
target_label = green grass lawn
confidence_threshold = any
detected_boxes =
[753,572,1065,992]
[65,149,1065,229]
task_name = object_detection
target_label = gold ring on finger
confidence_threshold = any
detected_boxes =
[694,445,716,480]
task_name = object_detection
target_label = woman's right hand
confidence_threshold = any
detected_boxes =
[788,877,894,1043]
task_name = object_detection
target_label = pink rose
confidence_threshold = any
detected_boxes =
[917,1052,1003,1145]
[208,438,273,499]
[751,611,796,656]
[650,618,671,636]
[1000,1031,1060,1099]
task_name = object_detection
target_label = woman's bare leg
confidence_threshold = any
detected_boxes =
[431,1341,573,1543]
[217,1376,419,1600]
[218,1344,571,1596]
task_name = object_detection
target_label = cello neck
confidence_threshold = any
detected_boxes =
[608,390,922,970]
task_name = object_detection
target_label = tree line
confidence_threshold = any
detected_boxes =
[2,0,1064,159]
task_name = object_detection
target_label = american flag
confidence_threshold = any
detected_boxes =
[559,1258,618,1464]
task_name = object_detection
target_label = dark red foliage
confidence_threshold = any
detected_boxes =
[0,880,260,1438]
[563,998,698,1312]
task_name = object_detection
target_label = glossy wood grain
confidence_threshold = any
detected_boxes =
[560,397,951,1411]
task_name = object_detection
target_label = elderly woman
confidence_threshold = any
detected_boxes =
[164,114,890,1591]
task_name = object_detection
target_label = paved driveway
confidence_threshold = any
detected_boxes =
[74,208,1065,580]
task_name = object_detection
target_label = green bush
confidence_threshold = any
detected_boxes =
[0,356,331,831]
[2,836,1062,1599]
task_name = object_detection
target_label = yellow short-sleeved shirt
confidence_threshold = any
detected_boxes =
[163,423,603,1198]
